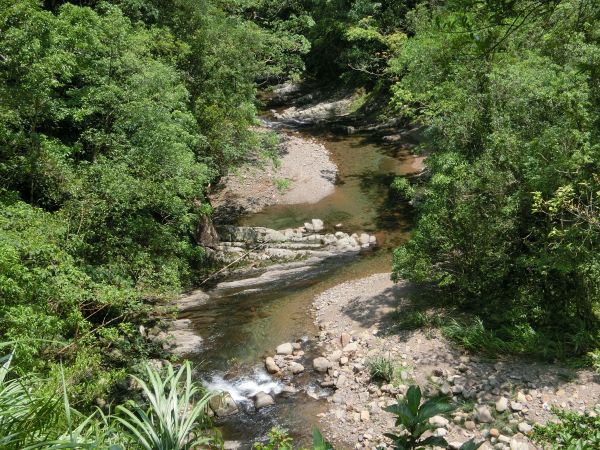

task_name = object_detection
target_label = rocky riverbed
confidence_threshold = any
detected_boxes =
[310,273,600,450]
[166,220,378,357]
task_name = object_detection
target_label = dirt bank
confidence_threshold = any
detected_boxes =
[311,273,600,450]
[210,132,337,219]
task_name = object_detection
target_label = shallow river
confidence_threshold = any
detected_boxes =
[182,124,421,447]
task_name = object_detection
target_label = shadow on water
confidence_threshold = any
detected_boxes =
[185,124,423,448]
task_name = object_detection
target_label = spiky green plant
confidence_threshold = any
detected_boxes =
[312,428,334,450]
[367,356,394,383]
[0,351,63,448]
[114,361,215,450]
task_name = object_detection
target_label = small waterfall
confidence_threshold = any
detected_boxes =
[204,367,283,403]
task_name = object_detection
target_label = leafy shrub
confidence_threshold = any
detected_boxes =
[253,427,333,450]
[274,178,293,193]
[384,385,455,450]
[590,349,600,373]
[533,407,600,449]
[253,427,294,450]
[396,310,445,331]
[441,318,510,355]
[390,0,600,361]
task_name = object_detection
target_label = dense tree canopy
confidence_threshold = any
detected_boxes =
[0,0,306,400]
[390,0,600,357]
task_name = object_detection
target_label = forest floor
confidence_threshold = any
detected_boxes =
[210,131,337,219]
[312,273,600,450]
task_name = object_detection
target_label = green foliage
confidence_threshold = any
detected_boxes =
[274,178,293,193]
[115,361,215,450]
[590,349,600,373]
[391,177,416,200]
[367,356,394,383]
[253,427,333,450]
[253,427,294,450]
[532,407,600,450]
[0,0,309,402]
[311,428,334,450]
[384,385,455,450]
[390,0,600,359]
[1,353,215,449]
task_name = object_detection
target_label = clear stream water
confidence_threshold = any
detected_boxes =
[181,123,422,447]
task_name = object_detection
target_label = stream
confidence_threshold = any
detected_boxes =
[181,119,422,447]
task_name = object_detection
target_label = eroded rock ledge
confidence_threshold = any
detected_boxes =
[213,220,377,265]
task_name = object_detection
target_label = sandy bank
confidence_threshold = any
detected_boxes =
[210,132,337,218]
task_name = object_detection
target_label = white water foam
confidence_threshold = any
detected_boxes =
[204,367,283,403]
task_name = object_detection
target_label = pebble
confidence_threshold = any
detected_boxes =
[464,420,476,431]
[429,415,449,428]
[517,422,532,434]
[475,405,494,423]
[510,401,523,412]
[496,397,509,412]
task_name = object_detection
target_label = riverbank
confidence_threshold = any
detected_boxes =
[312,273,600,450]
[210,131,337,219]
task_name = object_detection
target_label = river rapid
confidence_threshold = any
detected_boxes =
[181,118,422,447]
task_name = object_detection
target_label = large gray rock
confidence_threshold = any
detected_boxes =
[265,248,296,259]
[175,290,209,312]
[254,391,275,409]
[209,392,239,417]
[313,357,331,373]
[336,237,358,251]
[264,230,287,242]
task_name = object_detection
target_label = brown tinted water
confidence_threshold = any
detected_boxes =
[184,126,422,447]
